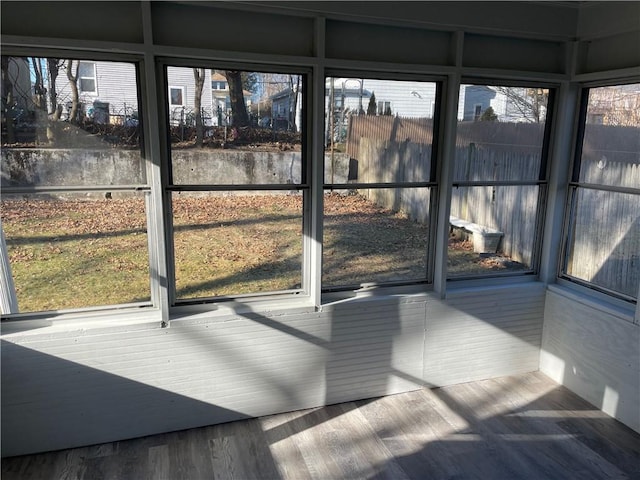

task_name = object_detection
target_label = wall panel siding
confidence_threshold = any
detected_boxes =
[424,283,546,386]
[540,288,640,433]
[1,286,546,457]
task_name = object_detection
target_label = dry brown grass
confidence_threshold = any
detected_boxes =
[1,194,524,313]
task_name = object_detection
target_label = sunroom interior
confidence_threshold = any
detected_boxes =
[1,0,639,475]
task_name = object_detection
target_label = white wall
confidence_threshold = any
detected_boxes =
[1,285,545,457]
[540,288,640,433]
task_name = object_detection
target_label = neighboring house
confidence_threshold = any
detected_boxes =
[462,85,500,121]
[327,78,466,120]
[211,72,229,126]
[7,59,216,127]
[271,85,302,131]
[53,60,142,124]
[462,85,547,123]
[324,78,466,143]
[166,66,214,127]
[210,72,254,127]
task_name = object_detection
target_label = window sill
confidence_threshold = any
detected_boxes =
[1,306,163,338]
[169,296,318,326]
[548,282,637,325]
[445,273,539,295]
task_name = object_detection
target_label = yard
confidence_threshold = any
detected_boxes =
[1,194,525,313]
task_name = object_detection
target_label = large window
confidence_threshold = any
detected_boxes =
[448,84,552,278]
[323,76,438,290]
[0,55,149,314]
[561,83,640,301]
[165,65,307,303]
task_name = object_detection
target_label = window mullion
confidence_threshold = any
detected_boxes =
[141,57,171,325]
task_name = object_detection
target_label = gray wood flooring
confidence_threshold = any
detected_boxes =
[2,372,639,479]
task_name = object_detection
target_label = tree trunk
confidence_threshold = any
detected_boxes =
[289,75,301,132]
[46,59,62,142]
[30,57,49,144]
[225,70,249,127]
[193,68,205,147]
[1,57,16,144]
[66,60,80,125]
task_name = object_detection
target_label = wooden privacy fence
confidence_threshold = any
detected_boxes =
[566,189,639,298]
[345,115,434,159]
[345,116,433,225]
[346,116,640,284]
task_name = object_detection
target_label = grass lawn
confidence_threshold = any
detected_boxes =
[1,194,524,313]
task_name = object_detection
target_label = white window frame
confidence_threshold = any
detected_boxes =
[448,80,556,282]
[78,61,97,94]
[162,61,312,310]
[169,85,185,107]
[0,51,156,320]
[322,71,442,294]
[559,81,640,304]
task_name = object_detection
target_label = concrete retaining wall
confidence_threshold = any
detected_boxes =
[1,149,351,192]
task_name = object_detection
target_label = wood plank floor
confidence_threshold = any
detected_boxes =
[2,372,639,480]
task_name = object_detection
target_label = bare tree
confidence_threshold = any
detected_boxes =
[30,57,50,143]
[65,59,81,124]
[587,85,640,126]
[225,70,250,127]
[494,87,548,123]
[1,56,16,143]
[47,58,63,122]
[193,67,205,147]
[288,74,301,131]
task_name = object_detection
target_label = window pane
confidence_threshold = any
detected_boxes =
[1,193,151,313]
[78,61,95,78]
[80,78,96,93]
[564,189,639,299]
[579,84,640,189]
[456,85,548,182]
[1,55,149,315]
[167,67,303,185]
[325,77,436,184]
[448,186,537,277]
[322,189,429,288]
[170,87,183,106]
[172,192,303,300]
[1,57,143,185]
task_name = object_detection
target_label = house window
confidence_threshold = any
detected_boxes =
[377,100,392,116]
[474,104,482,121]
[169,86,184,107]
[448,83,552,279]
[0,55,150,316]
[323,76,438,290]
[78,61,97,93]
[561,83,640,301]
[165,64,307,304]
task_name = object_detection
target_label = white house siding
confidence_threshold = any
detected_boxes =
[55,61,140,122]
[540,288,640,433]
[1,283,545,456]
[53,63,214,125]
[166,67,214,126]
[330,79,466,120]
